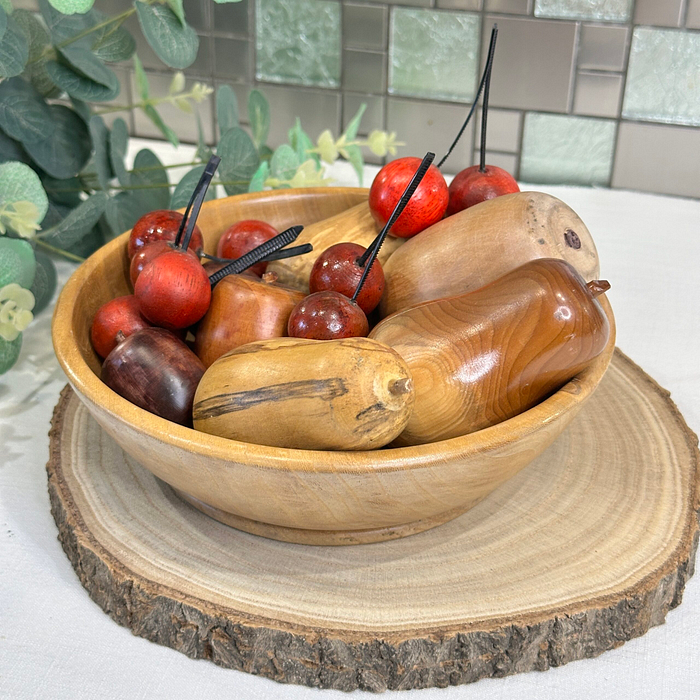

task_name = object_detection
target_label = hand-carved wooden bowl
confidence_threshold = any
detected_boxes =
[52,188,616,545]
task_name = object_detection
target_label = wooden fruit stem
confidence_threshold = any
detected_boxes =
[174,155,221,249]
[353,152,435,302]
[208,226,304,287]
[587,280,611,298]
[479,24,499,173]
[201,243,313,265]
[437,25,498,170]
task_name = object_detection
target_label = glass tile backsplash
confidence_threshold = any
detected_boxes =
[98,0,700,198]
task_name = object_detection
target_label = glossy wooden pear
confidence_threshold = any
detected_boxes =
[380,192,600,317]
[370,258,611,446]
[194,273,304,367]
[193,337,415,451]
[266,203,404,291]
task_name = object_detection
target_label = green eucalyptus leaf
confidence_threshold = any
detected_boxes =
[70,97,92,123]
[29,250,57,314]
[166,0,185,27]
[216,85,239,137]
[13,10,61,99]
[0,5,7,42]
[0,334,23,375]
[343,103,366,142]
[288,118,318,167]
[135,2,198,70]
[39,0,96,45]
[42,176,83,207]
[24,105,91,179]
[258,144,273,163]
[0,79,54,144]
[142,104,179,148]
[131,148,170,210]
[0,161,49,222]
[109,117,129,187]
[105,191,149,238]
[91,21,136,63]
[170,164,215,209]
[46,59,120,102]
[0,238,36,289]
[247,161,268,193]
[41,199,74,228]
[47,0,95,14]
[247,89,270,150]
[341,143,364,186]
[0,130,31,166]
[212,0,244,3]
[270,144,299,181]
[64,223,103,257]
[39,191,107,248]
[196,110,213,161]
[89,115,112,190]
[133,54,149,101]
[217,126,259,196]
[0,0,10,14]
[0,17,29,79]
[58,45,116,88]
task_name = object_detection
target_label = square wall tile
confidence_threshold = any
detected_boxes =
[386,98,476,173]
[475,108,521,152]
[343,50,386,93]
[183,0,209,33]
[481,15,576,111]
[623,27,700,126]
[534,0,632,22]
[213,38,250,81]
[612,121,700,198]
[344,3,387,51]
[381,0,431,6]
[485,0,532,13]
[212,0,250,37]
[573,72,623,118]
[578,24,628,71]
[343,94,385,134]
[436,0,482,8]
[520,112,616,186]
[688,0,700,29]
[634,0,684,27]
[255,0,341,88]
[472,150,518,175]
[389,8,480,103]
[185,35,212,76]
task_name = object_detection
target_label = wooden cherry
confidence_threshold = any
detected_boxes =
[128,210,204,259]
[287,291,369,340]
[90,295,152,359]
[130,240,198,287]
[217,220,279,277]
[309,242,385,315]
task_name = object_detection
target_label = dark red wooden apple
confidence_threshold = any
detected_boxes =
[216,220,279,277]
[288,291,369,340]
[368,157,448,238]
[90,295,152,359]
[309,242,384,315]
[447,165,519,215]
[129,240,199,287]
[128,210,204,259]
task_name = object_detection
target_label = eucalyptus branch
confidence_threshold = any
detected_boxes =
[35,240,86,263]
[95,88,210,116]
[56,8,136,50]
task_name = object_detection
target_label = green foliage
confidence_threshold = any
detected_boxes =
[14,10,60,98]
[0,334,23,375]
[248,89,270,150]
[170,164,214,208]
[30,250,57,314]
[109,117,130,187]
[0,78,55,143]
[48,0,95,15]
[270,145,299,182]
[0,5,6,40]
[131,148,170,210]
[0,161,49,224]
[0,238,36,288]
[0,16,29,79]
[217,126,260,195]
[216,85,239,137]
[247,161,269,193]
[39,192,108,248]
[88,115,112,190]
[135,2,198,70]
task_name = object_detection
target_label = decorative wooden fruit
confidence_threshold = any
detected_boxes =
[265,203,404,291]
[101,328,205,426]
[194,272,304,367]
[380,191,600,317]
[287,291,369,340]
[216,220,279,277]
[447,165,520,214]
[90,295,151,359]
[371,258,611,446]
[127,210,204,259]
[193,337,415,450]
[130,240,198,287]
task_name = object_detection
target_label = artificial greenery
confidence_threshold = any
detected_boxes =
[0,0,401,374]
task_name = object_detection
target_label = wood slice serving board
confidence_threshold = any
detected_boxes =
[47,350,699,693]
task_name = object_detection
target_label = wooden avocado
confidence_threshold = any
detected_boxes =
[192,337,415,450]
[370,258,611,446]
[380,191,600,317]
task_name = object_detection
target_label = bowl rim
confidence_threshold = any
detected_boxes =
[52,187,616,475]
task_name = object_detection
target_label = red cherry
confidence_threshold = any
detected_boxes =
[369,157,449,238]
[309,242,385,315]
[128,210,204,259]
[288,291,369,340]
[90,295,152,359]
[134,250,211,330]
[447,165,520,215]
[130,240,191,287]
[217,220,279,277]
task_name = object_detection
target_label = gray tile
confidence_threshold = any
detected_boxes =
[213,37,250,81]
[11,0,39,8]
[612,121,700,198]
[185,35,212,76]
[343,94,385,133]
[343,50,386,93]
[183,0,209,33]
[386,98,475,174]
[573,72,623,118]
[132,71,215,144]
[578,24,629,71]
[436,0,482,8]
[688,0,700,28]
[534,0,632,22]
[485,0,532,14]
[481,15,576,111]
[343,3,387,51]
[214,81,250,128]
[255,84,341,147]
[374,0,431,6]
[212,0,250,37]
[634,0,684,27]
[474,108,521,152]
[126,15,163,70]
[472,150,518,175]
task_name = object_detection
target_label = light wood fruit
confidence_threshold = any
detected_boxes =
[52,188,613,544]
[381,191,601,317]
[47,350,700,691]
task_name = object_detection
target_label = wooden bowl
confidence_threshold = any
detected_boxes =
[52,188,616,545]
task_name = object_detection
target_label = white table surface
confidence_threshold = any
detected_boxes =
[1,144,699,699]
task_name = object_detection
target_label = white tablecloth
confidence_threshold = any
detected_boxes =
[2,148,699,699]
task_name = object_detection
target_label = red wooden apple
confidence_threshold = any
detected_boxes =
[447,165,519,215]
[128,210,204,259]
[90,295,152,359]
[288,291,369,340]
[216,220,279,277]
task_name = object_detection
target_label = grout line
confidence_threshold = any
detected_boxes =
[568,21,581,114]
